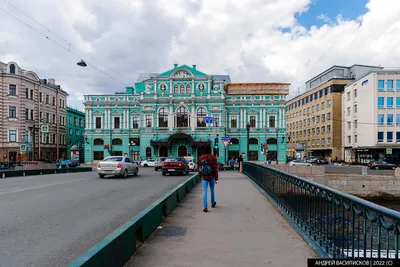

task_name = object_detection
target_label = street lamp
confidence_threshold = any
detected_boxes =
[77,60,87,67]
[246,123,250,159]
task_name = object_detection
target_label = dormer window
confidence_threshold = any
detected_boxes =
[10,64,15,74]
[180,84,185,94]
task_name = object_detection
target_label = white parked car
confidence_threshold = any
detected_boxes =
[184,156,197,171]
[97,156,139,178]
[141,159,156,167]
[289,160,312,166]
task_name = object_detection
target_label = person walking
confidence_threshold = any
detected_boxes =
[229,157,235,171]
[238,154,243,172]
[197,146,218,213]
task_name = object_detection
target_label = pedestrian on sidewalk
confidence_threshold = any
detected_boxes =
[197,146,218,213]
[229,158,235,171]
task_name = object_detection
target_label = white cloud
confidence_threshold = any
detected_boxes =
[1,0,400,106]
[316,14,331,23]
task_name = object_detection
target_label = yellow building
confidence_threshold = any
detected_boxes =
[286,65,382,161]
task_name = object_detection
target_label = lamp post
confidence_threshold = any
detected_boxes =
[128,141,136,159]
[246,123,250,160]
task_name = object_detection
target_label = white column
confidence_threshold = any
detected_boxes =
[88,109,92,130]
[208,79,211,96]
[169,79,172,96]
[169,105,174,131]
[191,105,195,130]
[85,110,89,129]
[240,108,243,128]
[154,80,157,97]
[192,79,195,94]
[244,109,247,127]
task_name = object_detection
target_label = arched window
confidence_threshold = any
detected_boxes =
[93,139,104,145]
[112,138,122,145]
[176,107,189,127]
[267,138,278,145]
[178,146,187,157]
[197,107,206,127]
[158,108,168,127]
[186,84,191,94]
[146,147,152,159]
[174,84,179,94]
[231,138,239,144]
[10,64,15,74]
[180,84,185,94]
[249,138,258,144]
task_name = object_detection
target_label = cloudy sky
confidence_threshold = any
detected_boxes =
[1,0,399,109]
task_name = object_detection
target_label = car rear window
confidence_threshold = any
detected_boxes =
[165,157,181,162]
[104,157,123,162]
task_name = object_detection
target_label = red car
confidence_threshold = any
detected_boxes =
[162,157,189,176]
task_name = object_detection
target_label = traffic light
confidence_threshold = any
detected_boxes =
[214,137,219,156]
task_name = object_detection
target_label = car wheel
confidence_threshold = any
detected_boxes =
[134,168,138,176]
[144,164,148,167]
[375,166,379,170]
[99,174,105,178]
[393,166,396,170]
[123,169,128,178]
[154,168,157,171]
[162,172,166,176]
[180,171,184,176]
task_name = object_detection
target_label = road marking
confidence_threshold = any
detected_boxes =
[0,178,93,196]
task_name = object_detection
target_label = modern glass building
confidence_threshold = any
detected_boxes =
[83,64,289,164]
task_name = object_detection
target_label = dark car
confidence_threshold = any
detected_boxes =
[368,160,397,170]
[67,160,79,168]
[315,158,328,165]
[162,157,189,176]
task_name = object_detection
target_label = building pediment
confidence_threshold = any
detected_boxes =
[228,111,240,115]
[170,69,194,79]
[247,110,259,114]
[93,111,104,116]
[111,110,123,116]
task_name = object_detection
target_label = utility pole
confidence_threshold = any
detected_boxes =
[246,123,250,160]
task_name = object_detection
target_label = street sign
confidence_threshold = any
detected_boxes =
[20,144,27,152]
[221,136,231,147]
[241,152,246,159]
[204,116,213,124]
[41,125,49,133]
[387,148,393,155]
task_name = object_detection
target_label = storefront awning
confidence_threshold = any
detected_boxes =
[150,132,211,148]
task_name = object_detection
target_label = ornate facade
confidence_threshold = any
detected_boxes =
[83,64,289,164]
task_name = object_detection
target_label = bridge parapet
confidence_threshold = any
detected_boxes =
[243,162,400,259]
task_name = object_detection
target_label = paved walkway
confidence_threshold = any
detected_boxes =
[126,172,316,267]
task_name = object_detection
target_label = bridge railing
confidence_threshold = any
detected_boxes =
[243,162,400,259]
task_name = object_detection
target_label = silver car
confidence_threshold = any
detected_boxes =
[154,157,167,171]
[289,160,312,166]
[97,156,139,178]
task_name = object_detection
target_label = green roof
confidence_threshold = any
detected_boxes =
[157,64,208,77]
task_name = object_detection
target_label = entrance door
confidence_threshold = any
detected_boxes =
[159,146,168,157]
[9,151,17,162]
[178,146,187,157]
[196,146,208,160]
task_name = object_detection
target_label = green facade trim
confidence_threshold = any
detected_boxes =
[66,107,86,162]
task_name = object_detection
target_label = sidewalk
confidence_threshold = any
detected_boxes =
[126,172,316,267]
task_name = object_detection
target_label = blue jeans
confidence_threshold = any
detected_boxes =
[202,178,215,208]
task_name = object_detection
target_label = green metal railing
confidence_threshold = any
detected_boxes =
[243,162,400,259]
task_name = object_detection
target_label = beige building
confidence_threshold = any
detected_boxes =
[286,65,382,161]
[0,61,68,162]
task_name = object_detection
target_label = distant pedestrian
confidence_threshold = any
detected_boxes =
[238,154,243,172]
[197,146,218,212]
[229,158,235,171]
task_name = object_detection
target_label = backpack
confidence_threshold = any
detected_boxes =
[199,155,213,176]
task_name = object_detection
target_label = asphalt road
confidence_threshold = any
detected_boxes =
[0,167,193,267]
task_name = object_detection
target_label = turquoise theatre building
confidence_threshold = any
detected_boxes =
[83,64,289,164]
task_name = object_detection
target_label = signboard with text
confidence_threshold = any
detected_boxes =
[221,136,231,147]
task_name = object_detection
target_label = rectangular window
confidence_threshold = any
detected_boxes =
[9,84,16,95]
[145,115,152,128]
[327,138,331,144]
[388,114,394,125]
[69,129,72,135]
[348,121,351,130]
[321,114,325,122]
[53,114,55,124]
[46,95,49,104]
[316,104,320,111]
[30,110,33,120]
[249,116,256,128]
[316,116,320,123]
[388,97,394,108]
[75,129,79,136]
[322,102,325,110]
[52,96,55,106]
[378,114,385,126]
[321,126,325,133]
[378,80,385,91]
[25,109,29,120]
[388,80,394,90]
[397,97,400,108]
[347,107,350,116]
[231,117,237,128]
[378,97,384,108]
[312,106,315,112]
[30,89,33,99]
[327,125,331,133]
[9,130,16,142]
[354,105,357,113]
[354,135,358,143]
[388,132,394,142]
[347,136,351,144]
[40,92,43,102]
[397,115,400,126]
[269,116,276,128]
[327,112,331,120]
[397,132,400,142]
[74,117,78,126]
[132,117,139,128]
[25,88,29,98]
[378,131,384,142]
[93,151,104,161]
[321,138,325,145]
[9,106,16,118]
[397,80,400,90]
[347,92,350,101]
[46,113,49,123]
[114,117,120,129]
[327,100,331,108]
[213,114,220,127]
[95,117,102,129]
[354,89,357,98]
[79,119,83,127]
